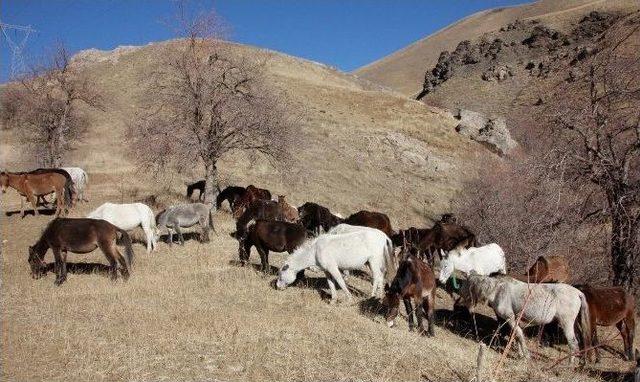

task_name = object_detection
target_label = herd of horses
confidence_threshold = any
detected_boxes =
[1,169,638,367]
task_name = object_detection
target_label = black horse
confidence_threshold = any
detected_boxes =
[216,186,246,211]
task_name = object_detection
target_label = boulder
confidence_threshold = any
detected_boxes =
[453,109,517,156]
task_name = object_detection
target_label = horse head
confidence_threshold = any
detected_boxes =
[28,245,47,279]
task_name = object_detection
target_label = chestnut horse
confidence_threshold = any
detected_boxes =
[384,247,436,336]
[277,195,299,222]
[1,169,74,218]
[238,219,307,273]
[512,256,570,283]
[232,185,272,218]
[576,285,636,362]
[417,222,477,265]
[29,218,134,285]
[343,210,394,237]
[234,199,285,238]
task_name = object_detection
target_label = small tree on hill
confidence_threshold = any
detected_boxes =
[129,6,294,203]
[3,43,103,167]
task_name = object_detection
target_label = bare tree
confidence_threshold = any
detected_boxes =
[546,18,640,290]
[129,6,294,202]
[3,43,103,167]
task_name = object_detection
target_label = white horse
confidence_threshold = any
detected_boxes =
[276,229,395,303]
[87,202,157,253]
[457,274,591,363]
[438,243,506,284]
[61,167,89,202]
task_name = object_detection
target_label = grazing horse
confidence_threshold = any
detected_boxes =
[277,195,299,222]
[297,202,343,235]
[512,256,570,283]
[343,210,394,237]
[276,229,395,303]
[186,180,206,201]
[28,218,134,285]
[391,227,430,248]
[87,202,157,253]
[417,222,477,265]
[232,185,272,218]
[61,167,89,202]
[156,203,215,245]
[385,248,437,336]
[216,186,246,211]
[239,220,307,272]
[1,169,74,217]
[457,274,591,363]
[234,198,300,238]
[576,285,636,362]
[438,243,507,285]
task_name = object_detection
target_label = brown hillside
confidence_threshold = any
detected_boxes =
[354,0,637,96]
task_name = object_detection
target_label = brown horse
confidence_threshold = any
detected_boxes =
[238,219,307,272]
[277,195,299,222]
[343,210,394,237]
[384,247,437,336]
[391,227,430,248]
[29,218,134,285]
[1,169,74,218]
[576,285,636,362]
[416,222,477,265]
[297,202,343,235]
[232,185,272,218]
[512,256,570,283]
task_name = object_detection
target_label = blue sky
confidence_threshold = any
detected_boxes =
[0,0,529,82]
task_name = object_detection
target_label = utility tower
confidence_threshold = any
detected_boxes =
[0,20,36,79]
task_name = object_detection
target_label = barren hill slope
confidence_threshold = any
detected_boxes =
[354,0,637,96]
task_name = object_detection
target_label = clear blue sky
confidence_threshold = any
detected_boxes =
[0,0,529,82]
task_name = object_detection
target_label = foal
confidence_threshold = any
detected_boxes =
[29,218,134,285]
[384,248,436,336]
[576,284,636,361]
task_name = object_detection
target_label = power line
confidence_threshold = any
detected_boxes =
[0,20,37,79]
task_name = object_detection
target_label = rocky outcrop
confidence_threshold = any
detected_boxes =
[482,64,514,82]
[452,109,517,156]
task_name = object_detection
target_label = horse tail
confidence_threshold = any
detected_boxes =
[215,187,226,210]
[208,205,215,232]
[116,228,135,269]
[578,292,592,360]
[383,237,396,285]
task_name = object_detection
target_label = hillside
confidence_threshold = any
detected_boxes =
[354,0,638,97]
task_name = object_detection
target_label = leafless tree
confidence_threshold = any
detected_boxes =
[2,43,103,167]
[128,5,295,202]
[546,18,640,290]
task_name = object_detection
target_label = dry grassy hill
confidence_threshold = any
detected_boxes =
[354,0,637,97]
[1,33,636,382]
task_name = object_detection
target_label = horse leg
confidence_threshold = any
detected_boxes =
[617,319,633,361]
[167,228,173,245]
[324,272,338,304]
[27,192,39,217]
[326,266,353,303]
[199,219,210,243]
[424,291,436,337]
[256,245,270,273]
[560,318,580,364]
[505,316,529,359]
[625,312,636,360]
[142,224,153,254]
[101,242,119,281]
[591,322,600,363]
[414,295,427,336]
[403,298,415,331]
[20,197,25,218]
[52,248,66,286]
[114,248,130,281]
[175,226,185,245]
[55,187,65,217]
[369,263,383,298]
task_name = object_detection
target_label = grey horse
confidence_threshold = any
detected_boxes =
[156,203,215,245]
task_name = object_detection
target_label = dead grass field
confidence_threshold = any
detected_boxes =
[1,180,636,382]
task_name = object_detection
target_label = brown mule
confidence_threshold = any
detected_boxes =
[1,169,74,218]
[576,285,636,362]
[29,218,135,286]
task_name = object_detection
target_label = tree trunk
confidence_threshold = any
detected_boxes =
[204,161,218,205]
[610,203,638,291]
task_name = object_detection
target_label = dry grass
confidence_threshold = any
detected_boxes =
[0,182,634,382]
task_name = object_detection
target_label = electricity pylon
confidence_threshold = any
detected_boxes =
[0,21,36,79]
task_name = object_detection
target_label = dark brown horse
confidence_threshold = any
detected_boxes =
[576,285,636,362]
[343,210,394,237]
[384,247,437,336]
[232,185,273,218]
[1,169,74,218]
[216,185,246,211]
[416,222,477,264]
[29,218,134,285]
[234,199,283,238]
[391,227,430,248]
[297,202,343,235]
[238,219,307,272]
[512,256,570,283]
